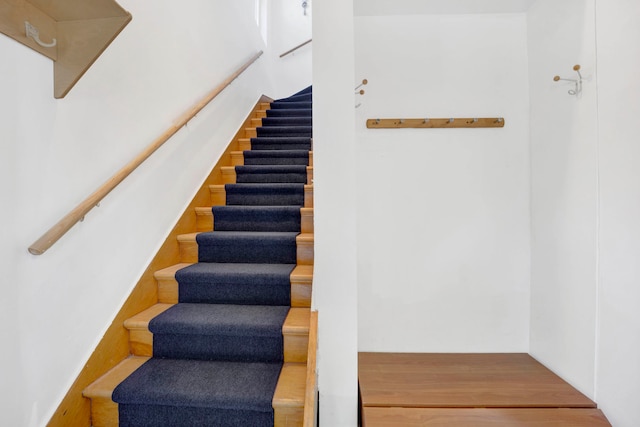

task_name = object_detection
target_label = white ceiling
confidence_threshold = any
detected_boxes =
[354,0,537,16]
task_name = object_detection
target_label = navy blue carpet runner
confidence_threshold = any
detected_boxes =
[112,87,312,427]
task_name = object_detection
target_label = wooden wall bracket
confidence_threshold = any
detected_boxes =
[0,0,131,98]
[366,117,505,129]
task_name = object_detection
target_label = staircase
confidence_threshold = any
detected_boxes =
[83,87,314,427]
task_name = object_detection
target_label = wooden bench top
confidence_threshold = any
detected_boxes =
[362,408,611,427]
[358,353,596,409]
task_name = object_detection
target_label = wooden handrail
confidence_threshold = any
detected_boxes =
[28,50,263,255]
[303,310,319,427]
[280,38,312,58]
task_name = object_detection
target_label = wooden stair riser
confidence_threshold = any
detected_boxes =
[155,264,313,308]
[230,150,313,167]
[255,110,267,119]
[245,128,257,138]
[124,305,311,363]
[195,207,314,234]
[82,357,149,427]
[290,265,313,308]
[296,234,314,266]
[238,138,251,151]
[273,363,306,427]
[220,166,313,185]
[301,208,314,234]
[209,184,314,208]
[230,151,245,166]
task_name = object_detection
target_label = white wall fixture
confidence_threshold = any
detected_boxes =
[553,64,583,96]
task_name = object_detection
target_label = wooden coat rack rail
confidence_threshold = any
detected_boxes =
[366,117,505,129]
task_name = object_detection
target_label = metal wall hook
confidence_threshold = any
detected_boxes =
[553,64,583,96]
[25,21,57,48]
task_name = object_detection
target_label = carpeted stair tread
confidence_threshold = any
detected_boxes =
[269,101,312,110]
[176,262,294,305]
[261,117,312,126]
[147,303,289,365]
[112,358,281,412]
[149,303,289,337]
[256,126,312,137]
[197,231,299,264]
[150,303,288,362]
[242,150,310,166]
[250,137,312,151]
[235,165,308,184]
[266,109,312,118]
[212,206,301,232]
[225,183,305,206]
[275,93,312,103]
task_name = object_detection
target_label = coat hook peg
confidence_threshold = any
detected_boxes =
[472,118,478,124]
[495,117,504,124]
[375,118,380,124]
[25,21,57,48]
[423,118,430,124]
[448,118,455,124]
[398,119,404,124]
[355,79,369,91]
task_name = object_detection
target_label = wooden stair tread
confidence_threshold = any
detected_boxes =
[273,362,306,409]
[176,232,199,242]
[296,233,314,243]
[358,353,597,409]
[123,303,173,330]
[154,263,193,279]
[83,356,149,399]
[291,264,313,283]
[362,408,611,427]
[284,308,310,335]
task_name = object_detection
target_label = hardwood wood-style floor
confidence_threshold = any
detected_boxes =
[358,353,611,427]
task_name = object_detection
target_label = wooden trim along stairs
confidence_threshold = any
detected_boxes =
[49,96,315,427]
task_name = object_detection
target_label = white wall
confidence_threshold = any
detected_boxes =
[527,0,599,398]
[0,2,274,425]
[355,14,531,353]
[312,0,358,425]
[595,1,640,425]
[265,0,312,99]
